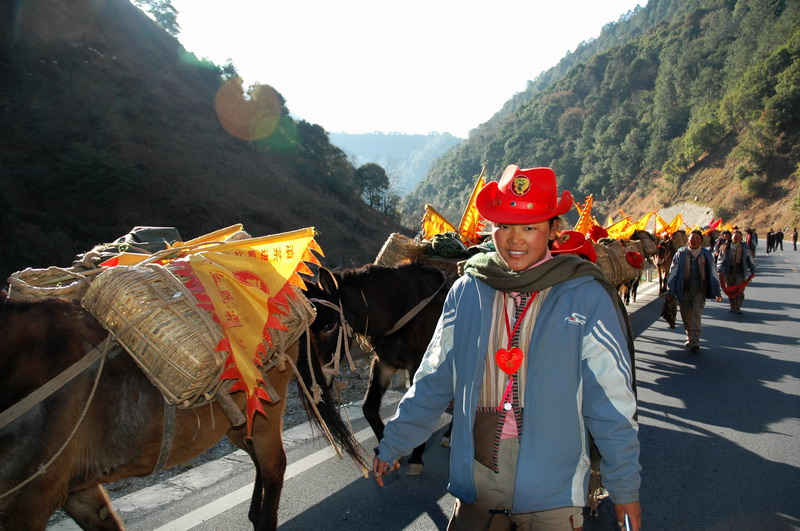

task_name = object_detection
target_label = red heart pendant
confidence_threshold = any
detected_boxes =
[495,347,523,375]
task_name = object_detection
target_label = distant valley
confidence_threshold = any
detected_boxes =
[329,132,462,197]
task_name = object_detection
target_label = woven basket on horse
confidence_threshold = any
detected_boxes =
[593,240,640,286]
[670,230,688,251]
[374,233,430,266]
[81,263,316,408]
[632,230,658,258]
[6,266,98,302]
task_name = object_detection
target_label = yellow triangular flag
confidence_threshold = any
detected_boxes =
[174,227,321,434]
[573,195,594,235]
[457,170,487,246]
[421,204,457,240]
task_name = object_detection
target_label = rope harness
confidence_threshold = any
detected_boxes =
[0,336,114,500]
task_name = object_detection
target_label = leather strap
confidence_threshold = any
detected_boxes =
[0,335,113,431]
[152,401,176,473]
[384,279,448,336]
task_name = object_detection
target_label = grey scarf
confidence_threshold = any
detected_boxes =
[463,252,636,378]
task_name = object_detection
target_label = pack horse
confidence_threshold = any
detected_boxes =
[307,262,449,475]
[0,295,365,530]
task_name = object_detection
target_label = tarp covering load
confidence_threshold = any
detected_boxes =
[7,226,188,302]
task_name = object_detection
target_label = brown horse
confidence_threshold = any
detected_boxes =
[655,230,687,293]
[0,295,365,530]
[305,262,448,475]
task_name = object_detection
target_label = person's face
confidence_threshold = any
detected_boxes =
[688,232,702,249]
[492,220,558,271]
[732,231,743,243]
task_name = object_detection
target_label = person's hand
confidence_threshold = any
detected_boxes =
[615,501,641,530]
[372,456,400,487]
[715,295,722,302]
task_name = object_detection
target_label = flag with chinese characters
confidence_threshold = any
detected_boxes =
[421,204,457,240]
[170,227,321,435]
[573,195,594,235]
[457,174,487,245]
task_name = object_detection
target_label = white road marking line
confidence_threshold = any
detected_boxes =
[153,424,378,531]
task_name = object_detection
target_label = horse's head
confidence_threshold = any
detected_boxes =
[305,267,347,388]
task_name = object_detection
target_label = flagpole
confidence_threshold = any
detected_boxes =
[456,166,487,245]
[458,166,486,231]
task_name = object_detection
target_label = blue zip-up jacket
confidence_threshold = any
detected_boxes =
[666,246,721,300]
[377,272,641,512]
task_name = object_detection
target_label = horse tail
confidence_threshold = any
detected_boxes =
[294,332,369,471]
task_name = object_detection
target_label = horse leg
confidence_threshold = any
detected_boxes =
[632,276,640,302]
[363,356,397,443]
[441,420,453,447]
[229,430,265,528]
[364,358,428,474]
[62,484,124,530]
[248,415,286,531]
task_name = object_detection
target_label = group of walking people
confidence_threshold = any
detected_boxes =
[765,226,798,253]
[665,225,759,352]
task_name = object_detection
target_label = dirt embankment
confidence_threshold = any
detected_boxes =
[612,133,800,233]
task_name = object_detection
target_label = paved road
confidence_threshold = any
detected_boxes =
[51,251,800,530]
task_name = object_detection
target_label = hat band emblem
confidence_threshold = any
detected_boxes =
[511,176,530,196]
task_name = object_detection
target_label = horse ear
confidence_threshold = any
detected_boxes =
[318,267,339,296]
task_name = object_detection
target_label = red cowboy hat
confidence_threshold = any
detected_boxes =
[551,231,597,263]
[625,251,644,269]
[476,165,572,224]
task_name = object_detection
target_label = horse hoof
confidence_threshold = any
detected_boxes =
[406,463,424,476]
[440,437,451,448]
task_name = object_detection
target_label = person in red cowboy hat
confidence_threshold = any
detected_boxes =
[373,165,642,530]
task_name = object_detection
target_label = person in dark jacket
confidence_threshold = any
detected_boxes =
[372,165,642,530]
[717,230,756,314]
[666,229,722,351]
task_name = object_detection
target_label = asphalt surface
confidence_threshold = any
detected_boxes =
[49,250,800,530]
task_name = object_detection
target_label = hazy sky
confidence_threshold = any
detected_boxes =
[171,0,643,138]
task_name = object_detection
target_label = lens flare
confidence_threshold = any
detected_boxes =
[214,77,281,140]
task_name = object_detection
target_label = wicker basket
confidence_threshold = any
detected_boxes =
[670,231,688,251]
[632,231,658,257]
[81,264,227,407]
[594,240,639,286]
[374,233,430,266]
[81,264,317,407]
[7,266,94,302]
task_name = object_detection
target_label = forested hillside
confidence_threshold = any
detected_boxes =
[0,0,405,279]
[402,0,800,230]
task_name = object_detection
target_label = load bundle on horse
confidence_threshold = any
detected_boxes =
[1,224,367,530]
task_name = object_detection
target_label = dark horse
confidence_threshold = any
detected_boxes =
[0,295,366,530]
[306,262,448,475]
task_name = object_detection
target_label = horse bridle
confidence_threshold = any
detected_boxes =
[308,278,449,379]
[306,297,357,381]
